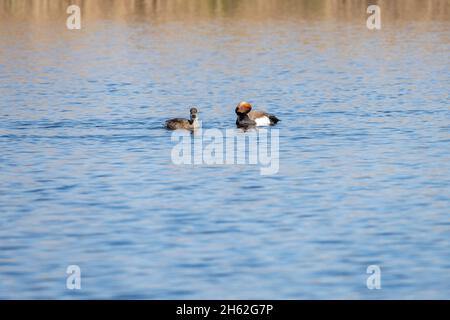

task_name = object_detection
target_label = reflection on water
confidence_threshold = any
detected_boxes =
[0,0,449,299]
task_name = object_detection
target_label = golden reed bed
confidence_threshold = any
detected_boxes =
[1,0,449,22]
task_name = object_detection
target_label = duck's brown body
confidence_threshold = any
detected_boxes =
[165,118,196,130]
[165,108,200,130]
[248,111,279,123]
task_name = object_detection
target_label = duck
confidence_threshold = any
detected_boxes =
[235,102,279,128]
[165,107,200,130]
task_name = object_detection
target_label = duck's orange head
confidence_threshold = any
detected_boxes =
[235,101,252,114]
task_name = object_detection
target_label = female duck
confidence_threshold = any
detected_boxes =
[235,102,279,128]
[165,107,200,130]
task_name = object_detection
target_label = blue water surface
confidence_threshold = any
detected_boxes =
[0,8,449,299]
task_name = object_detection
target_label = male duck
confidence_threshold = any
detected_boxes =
[235,102,279,128]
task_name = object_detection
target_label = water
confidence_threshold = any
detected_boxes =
[0,0,449,299]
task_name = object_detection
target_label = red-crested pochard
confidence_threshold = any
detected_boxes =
[235,102,279,128]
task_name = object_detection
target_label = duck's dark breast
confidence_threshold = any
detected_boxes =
[236,114,256,128]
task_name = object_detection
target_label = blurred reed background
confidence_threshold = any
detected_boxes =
[1,0,449,22]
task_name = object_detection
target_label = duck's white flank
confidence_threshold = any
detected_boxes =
[254,116,271,126]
